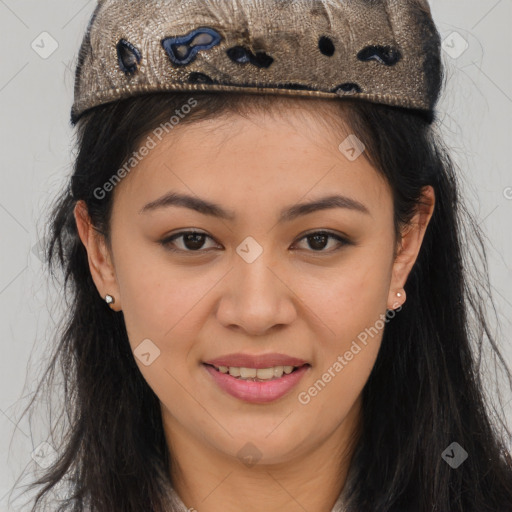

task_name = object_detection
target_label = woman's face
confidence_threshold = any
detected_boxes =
[76,101,433,468]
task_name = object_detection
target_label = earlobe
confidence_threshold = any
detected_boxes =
[389,289,406,311]
[73,200,122,310]
[387,186,435,309]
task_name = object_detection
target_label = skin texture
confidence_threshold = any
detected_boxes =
[74,103,435,512]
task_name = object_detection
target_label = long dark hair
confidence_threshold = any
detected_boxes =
[11,89,512,511]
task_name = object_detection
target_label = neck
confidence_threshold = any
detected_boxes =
[162,396,362,512]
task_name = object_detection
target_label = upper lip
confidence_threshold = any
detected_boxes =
[204,353,309,369]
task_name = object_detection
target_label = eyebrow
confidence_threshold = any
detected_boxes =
[139,191,370,221]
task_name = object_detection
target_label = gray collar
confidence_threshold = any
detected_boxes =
[158,465,354,512]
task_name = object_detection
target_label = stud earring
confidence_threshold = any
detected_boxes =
[390,289,405,311]
[105,294,115,305]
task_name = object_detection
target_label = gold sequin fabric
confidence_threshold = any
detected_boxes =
[71,0,442,124]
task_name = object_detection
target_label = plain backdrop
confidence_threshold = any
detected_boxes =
[0,0,511,509]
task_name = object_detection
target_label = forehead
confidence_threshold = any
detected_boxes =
[113,104,391,218]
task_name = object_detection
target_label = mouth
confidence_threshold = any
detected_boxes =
[202,362,311,403]
[203,363,308,382]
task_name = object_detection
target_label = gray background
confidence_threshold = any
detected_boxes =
[0,1,511,509]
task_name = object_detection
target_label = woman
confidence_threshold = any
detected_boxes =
[19,0,512,511]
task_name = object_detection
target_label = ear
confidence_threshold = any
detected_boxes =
[74,200,122,311]
[387,186,435,310]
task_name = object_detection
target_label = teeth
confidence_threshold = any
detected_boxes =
[214,365,299,381]
[239,367,257,378]
[255,367,275,380]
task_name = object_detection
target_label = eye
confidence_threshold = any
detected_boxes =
[160,229,351,255]
[292,231,351,252]
[159,230,221,253]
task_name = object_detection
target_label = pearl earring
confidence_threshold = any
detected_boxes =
[105,294,115,305]
[397,292,402,298]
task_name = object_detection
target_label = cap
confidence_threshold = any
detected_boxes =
[71,0,442,125]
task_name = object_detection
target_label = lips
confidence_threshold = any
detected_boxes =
[203,362,310,403]
[203,353,308,369]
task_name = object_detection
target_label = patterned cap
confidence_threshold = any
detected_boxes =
[71,0,442,125]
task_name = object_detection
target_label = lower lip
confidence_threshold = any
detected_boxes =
[203,363,310,404]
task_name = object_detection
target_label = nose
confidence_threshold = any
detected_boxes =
[215,252,297,336]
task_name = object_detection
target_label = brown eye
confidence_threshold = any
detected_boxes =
[160,231,220,253]
[293,231,351,253]
[159,230,351,255]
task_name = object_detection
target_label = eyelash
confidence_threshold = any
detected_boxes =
[159,230,352,254]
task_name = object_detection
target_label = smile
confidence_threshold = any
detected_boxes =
[202,363,310,403]
[211,364,299,380]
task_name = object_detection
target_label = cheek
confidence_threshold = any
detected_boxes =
[114,251,214,403]
[290,250,391,417]
[112,240,237,391]
[295,248,392,347]
[113,237,211,342]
